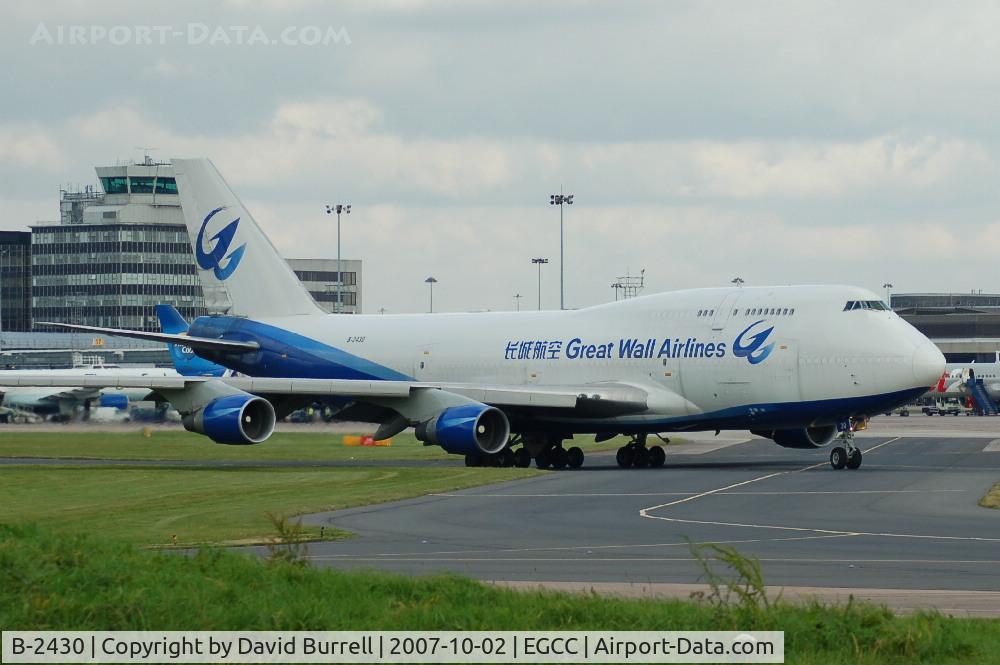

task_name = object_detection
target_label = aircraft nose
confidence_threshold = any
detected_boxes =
[912,340,945,388]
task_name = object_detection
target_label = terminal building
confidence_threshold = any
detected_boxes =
[891,292,1000,362]
[287,258,361,314]
[0,159,362,367]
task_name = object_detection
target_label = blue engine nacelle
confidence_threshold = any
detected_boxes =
[98,393,129,410]
[182,394,276,445]
[754,424,838,449]
[414,404,510,456]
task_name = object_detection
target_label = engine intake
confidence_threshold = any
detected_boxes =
[755,424,838,449]
[415,404,510,456]
[183,394,276,445]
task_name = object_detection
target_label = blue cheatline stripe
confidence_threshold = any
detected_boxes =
[189,317,413,381]
[537,386,930,434]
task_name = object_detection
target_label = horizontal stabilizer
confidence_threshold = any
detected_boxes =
[36,322,259,353]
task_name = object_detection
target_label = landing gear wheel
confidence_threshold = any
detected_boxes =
[550,447,568,470]
[632,446,650,468]
[513,448,532,468]
[498,448,516,467]
[846,448,863,470]
[830,446,847,470]
[465,454,481,467]
[616,446,634,469]
[535,451,551,469]
[566,446,584,469]
[648,445,666,468]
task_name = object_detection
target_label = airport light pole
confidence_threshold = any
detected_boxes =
[324,203,351,313]
[731,277,744,288]
[531,257,548,310]
[514,293,522,311]
[425,276,438,313]
[882,282,894,307]
[549,191,573,309]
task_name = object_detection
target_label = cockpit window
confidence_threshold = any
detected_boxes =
[844,300,890,311]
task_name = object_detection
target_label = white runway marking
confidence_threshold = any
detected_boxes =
[638,437,1000,543]
[984,439,1000,451]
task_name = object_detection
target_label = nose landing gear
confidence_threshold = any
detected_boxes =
[829,418,864,470]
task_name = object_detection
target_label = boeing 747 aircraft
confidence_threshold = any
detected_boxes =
[2,159,945,471]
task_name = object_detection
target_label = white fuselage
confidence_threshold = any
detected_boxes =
[196,284,943,432]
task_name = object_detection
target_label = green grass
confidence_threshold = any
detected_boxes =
[0,465,538,546]
[0,429,459,462]
[1,524,997,664]
[0,429,637,462]
[0,430,657,547]
[979,481,1000,509]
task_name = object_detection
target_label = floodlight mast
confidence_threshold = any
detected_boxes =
[324,203,352,313]
[549,190,573,309]
[531,257,548,310]
[424,276,438,313]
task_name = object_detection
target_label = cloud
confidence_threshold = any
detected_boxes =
[1,93,999,312]
[0,125,64,170]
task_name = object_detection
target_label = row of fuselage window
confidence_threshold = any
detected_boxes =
[696,307,796,318]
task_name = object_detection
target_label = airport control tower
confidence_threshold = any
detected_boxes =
[31,158,210,331]
[30,157,363,333]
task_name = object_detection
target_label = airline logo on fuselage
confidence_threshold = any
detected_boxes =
[503,321,775,365]
[196,206,246,281]
[732,320,775,365]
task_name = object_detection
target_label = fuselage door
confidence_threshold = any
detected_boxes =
[711,292,743,331]
[414,346,433,380]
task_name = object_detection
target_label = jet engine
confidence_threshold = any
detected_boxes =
[98,393,129,410]
[414,403,510,455]
[182,393,276,445]
[754,424,838,449]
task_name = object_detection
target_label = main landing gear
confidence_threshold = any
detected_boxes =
[535,441,585,470]
[829,420,863,470]
[522,433,584,470]
[616,434,666,469]
[464,434,584,470]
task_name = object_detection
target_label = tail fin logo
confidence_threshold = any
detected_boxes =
[733,320,775,365]
[196,206,246,280]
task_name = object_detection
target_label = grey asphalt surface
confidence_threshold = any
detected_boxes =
[303,435,1000,594]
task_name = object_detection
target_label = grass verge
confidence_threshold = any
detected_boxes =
[1,524,997,664]
[979,481,1000,509]
[0,465,538,546]
[0,429,640,462]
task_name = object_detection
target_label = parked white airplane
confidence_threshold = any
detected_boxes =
[4,158,944,471]
[0,306,232,419]
[930,363,1000,400]
[0,365,175,417]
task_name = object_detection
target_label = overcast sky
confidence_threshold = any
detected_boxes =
[3,1,1000,313]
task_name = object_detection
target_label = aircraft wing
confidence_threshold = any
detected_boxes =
[0,374,653,416]
[36,321,259,353]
